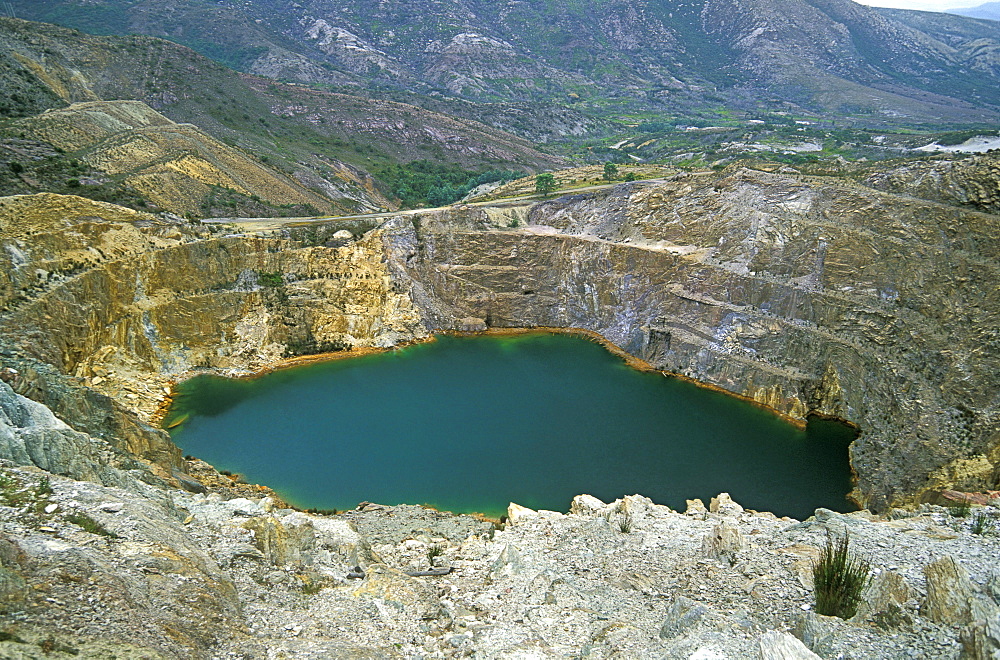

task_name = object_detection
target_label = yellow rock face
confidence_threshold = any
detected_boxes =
[12,101,335,216]
[0,194,181,331]
[10,51,101,103]
[0,192,157,239]
[0,195,425,424]
[916,455,997,505]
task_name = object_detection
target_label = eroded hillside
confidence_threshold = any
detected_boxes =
[865,152,1000,216]
[0,17,565,216]
[8,101,351,217]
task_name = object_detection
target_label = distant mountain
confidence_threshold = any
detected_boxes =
[4,0,1000,127]
[947,1,1000,21]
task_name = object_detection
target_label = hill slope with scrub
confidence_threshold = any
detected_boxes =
[0,17,565,215]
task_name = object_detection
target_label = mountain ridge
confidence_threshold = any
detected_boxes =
[5,0,1000,129]
[948,1,1000,21]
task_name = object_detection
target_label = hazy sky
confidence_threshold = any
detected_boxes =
[854,0,978,11]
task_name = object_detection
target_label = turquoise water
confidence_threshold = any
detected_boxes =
[166,334,855,519]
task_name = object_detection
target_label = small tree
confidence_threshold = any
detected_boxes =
[603,162,619,181]
[535,172,556,197]
[623,171,637,182]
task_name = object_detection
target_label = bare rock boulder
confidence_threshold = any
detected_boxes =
[922,556,983,626]
[701,520,744,564]
[758,630,821,659]
[351,564,440,619]
[710,493,744,517]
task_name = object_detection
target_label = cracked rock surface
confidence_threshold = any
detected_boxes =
[2,460,999,658]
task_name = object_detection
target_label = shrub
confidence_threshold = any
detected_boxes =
[256,271,284,287]
[813,533,871,619]
[535,172,556,197]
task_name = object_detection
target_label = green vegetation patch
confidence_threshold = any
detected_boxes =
[971,511,994,535]
[64,512,117,538]
[535,172,556,197]
[0,470,52,508]
[0,136,153,211]
[256,271,284,287]
[200,184,320,219]
[375,160,524,208]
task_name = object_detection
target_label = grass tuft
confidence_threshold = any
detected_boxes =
[813,533,871,619]
[33,476,52,498]
[970,511,993,535]
[603,508,633,533]
[426,543,444,566]
[65,513,118,538]
[950,496,972,518]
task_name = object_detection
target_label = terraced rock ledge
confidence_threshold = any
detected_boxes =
[3,164,998,507]
[0,162,998,656]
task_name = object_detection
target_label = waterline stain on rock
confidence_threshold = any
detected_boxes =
[166,333,855,519]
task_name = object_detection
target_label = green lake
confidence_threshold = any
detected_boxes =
[165,333,855,519]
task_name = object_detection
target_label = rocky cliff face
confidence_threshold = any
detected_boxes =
[385,169,1000,508]
[3,163,998,510]
[0,169,999,656]
[0,193,426,426]
[865,152,1000,217]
